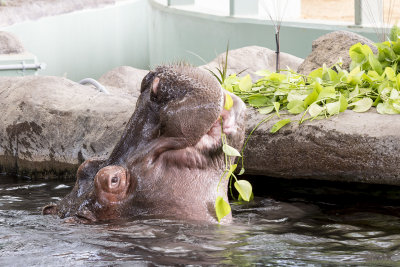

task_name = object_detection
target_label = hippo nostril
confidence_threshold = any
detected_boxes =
[110,176,119,187]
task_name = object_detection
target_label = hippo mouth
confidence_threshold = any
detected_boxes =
[197,89,246,150]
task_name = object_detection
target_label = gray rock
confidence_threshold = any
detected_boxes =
[0,76,136,178]
[202,46,303,80]
[243,108,400,186]
[297,31,377,75]
[98,66,149,98]
[0,31,25,54]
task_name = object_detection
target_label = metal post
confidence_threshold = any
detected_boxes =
[354,0,383,26]
[229,0,234,16]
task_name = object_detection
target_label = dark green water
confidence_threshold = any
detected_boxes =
[1,173,400,266]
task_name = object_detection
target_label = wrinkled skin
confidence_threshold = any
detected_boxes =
[43,65,246,224]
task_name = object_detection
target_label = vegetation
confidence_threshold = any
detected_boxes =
[222,36,400,132]
[214,34,400,222]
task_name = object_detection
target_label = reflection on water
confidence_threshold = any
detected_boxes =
[1,174,400,266]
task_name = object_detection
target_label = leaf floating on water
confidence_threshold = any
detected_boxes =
[222,144,241,157]
[270,119,291,134]
[215,196,231,223]
[234,180,252,202]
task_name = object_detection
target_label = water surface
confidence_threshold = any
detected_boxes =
[1,174,400,266]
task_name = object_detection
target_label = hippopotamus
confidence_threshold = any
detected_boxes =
[42,65,246,223]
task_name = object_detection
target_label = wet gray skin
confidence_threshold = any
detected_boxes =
[43,65,246,224]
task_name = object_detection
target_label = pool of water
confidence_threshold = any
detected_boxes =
[1,174,400,266]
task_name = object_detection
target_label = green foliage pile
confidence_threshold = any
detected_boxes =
[222,37,400,129]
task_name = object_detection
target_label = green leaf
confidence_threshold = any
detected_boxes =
[349,97,373,112]
[385,67,396,81]
[309,103,324,117]
[326,101,340,115]
[222,144,241,157]
[238,192,254,202]
[287,92,307,102]
[234,180,253,202]
[368,54,383,75]
[238,167,245,175]
[287,99,306,114]
[255,69,271,77]
[339,94,348,112]
[273,102,280,117]
[393,40,400,54]
[269,73,286,83]
[224,164,237,180]
[248,94,270,107]
[304,88,318,107]
[270,119,291,133]
[347,65,364,85]
[215,196,231,223]
[239,74,252,91]
[377,102,399,114]
[390,88,400,100]
[349,43,372,63]
[308,68,323,80]
[224,93,233,111]
[317,86,336,100]
[257,106,274,114]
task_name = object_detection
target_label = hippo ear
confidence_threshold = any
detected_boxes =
[151,77,160,95]
[140,71,156,93]
[42,204,57,215]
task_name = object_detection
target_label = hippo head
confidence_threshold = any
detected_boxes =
[43,65,246,223]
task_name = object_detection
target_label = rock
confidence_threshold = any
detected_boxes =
[297,31,377,75]
[0,76,137,178]
[243,108,400,186]
[0,31,25,54]
[98,66,149,98]
[202,46,303,80]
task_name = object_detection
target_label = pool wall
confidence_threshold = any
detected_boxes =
[1,0,378,81]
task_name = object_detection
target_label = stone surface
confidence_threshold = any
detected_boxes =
[201,46,304,80]
[0,31,25,54]
[243,108,400,186]
[297,31,377,75]
[98,66,149,98]
[0,75,136,178]
[2,64,400,186]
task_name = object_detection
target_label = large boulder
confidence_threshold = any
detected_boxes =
[202,46,303,79]
[243,108,400,186]
[0,76,136,178]
[98,66,148,97]
[0,31,25,54]
[297,31,377,75]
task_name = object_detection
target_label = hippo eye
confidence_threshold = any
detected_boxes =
[94,166,131,204]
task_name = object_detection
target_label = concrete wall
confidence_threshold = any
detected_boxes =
[2,0,149,81]
[148,0,378,67]
[1,0,380,81]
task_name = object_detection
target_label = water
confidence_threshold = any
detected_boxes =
[1,174,400,266]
